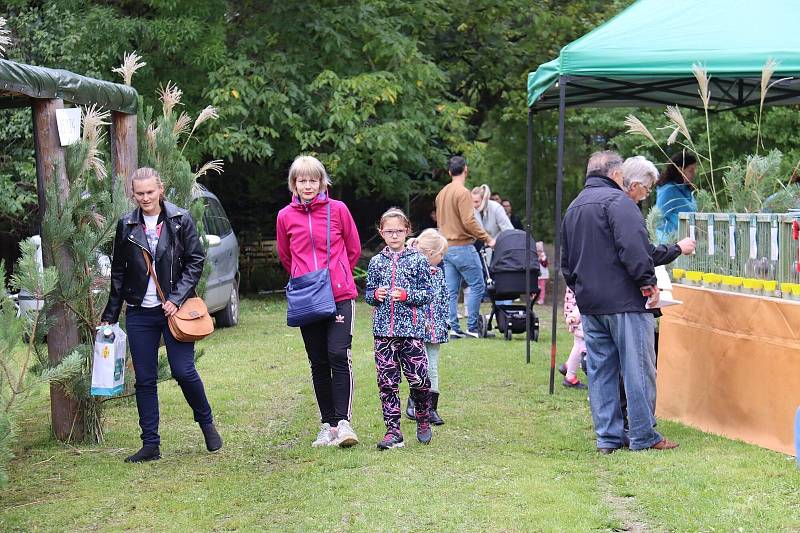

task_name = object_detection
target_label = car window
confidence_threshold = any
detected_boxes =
[202,202,221,236]
[203,197,233,238]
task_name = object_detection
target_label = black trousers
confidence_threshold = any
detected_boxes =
[300,299,355,426]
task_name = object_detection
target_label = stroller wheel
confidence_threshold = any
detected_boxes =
[529,312,540,342]
[504,328,513,341]
[477,313,488,338]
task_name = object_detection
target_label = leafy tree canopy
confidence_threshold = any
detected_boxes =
[2,0,800,245]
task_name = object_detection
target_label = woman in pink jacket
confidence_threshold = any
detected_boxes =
[276,156,362,448]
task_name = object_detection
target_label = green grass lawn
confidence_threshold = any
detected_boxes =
[2,298,799,531]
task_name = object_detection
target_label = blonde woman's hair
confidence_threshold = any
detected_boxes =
[129,167,164,200]
[378,207,411,231]
[414,228,448,255]
[287,155,332,195]
[471,184,491,214]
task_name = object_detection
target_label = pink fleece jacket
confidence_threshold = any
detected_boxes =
[276,193,361,302]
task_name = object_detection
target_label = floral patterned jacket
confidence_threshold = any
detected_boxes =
[424,265,449,344]
[365,247,433,338]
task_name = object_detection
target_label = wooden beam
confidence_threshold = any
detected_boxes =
[32,98,84,442]
[110,111,137,197]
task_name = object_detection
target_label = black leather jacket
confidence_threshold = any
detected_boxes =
[101,200,205,323]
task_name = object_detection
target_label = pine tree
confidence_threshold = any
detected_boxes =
[0,240,83,486]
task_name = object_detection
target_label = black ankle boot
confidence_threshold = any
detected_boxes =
[201,423,223,452]
[429,392,444,426]
[405,396,416,420]
[125,444,161,463]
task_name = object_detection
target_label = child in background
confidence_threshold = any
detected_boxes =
[559,287,588,389]
[366,208,434,449]
[405,229,449,426]
[536,241,548,305]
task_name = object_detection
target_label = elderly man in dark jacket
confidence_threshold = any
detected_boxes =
[561,150,678,454]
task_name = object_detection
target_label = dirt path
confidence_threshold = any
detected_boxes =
[597,469,660,533]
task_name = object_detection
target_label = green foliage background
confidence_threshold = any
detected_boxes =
[2,0,800,250]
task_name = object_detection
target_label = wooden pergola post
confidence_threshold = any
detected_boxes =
[110,111,137,195]
[110,110,137,395]
[32,98,84,442]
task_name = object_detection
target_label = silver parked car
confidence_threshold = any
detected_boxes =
[197,186,240,327]
[16,187,240,328]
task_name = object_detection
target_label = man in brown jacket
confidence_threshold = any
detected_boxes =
[435,156,495,338]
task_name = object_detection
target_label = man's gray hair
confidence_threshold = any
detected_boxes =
[621,156,659,189]
[586,150,623,177]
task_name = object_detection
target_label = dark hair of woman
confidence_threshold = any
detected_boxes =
[657,152,697,186]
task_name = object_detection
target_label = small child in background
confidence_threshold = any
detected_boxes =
[536,241,548,305]
[405,229,449,426]
[559,287,587,389]
[366,208,434,450]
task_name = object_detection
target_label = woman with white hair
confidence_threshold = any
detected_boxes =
[621,156,658,204]
[614,155,696,440]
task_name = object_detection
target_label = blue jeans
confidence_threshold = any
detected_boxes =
[582,312,661,450]
[444,244,486,333]
[126,305,213,446]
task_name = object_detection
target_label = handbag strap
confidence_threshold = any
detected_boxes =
[326,201,331,266]
[141,249,168,304]
[308,201,332,270]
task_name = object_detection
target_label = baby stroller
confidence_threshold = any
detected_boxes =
[479,229,541,341]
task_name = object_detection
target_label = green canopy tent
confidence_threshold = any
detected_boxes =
[523,0,800,392]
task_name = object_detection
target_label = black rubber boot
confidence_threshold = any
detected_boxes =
[429,392,444,426]
[405,396,416,420]
[201,423,223,452]
[125,444,161,463]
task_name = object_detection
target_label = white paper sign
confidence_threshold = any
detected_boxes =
[749,223,758,259]
[707,218,715,255]
[55,108,81,146]
[770,223,779,261]
[728,219,736,258]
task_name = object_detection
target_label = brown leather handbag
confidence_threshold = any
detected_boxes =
[142,250,214,342]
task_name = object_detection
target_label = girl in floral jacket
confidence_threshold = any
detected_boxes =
[366,208,433,450]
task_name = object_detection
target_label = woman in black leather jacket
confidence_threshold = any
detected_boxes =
[101,167,221,463]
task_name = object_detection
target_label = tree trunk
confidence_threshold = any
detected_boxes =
[32,98,84,442]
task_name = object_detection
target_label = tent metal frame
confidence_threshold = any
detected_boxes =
[533,76,800,113]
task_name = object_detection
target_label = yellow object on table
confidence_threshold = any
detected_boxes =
[684,271,703,285]
[742,278,764,293]
[672,268,685,280]
[780,282,793,298]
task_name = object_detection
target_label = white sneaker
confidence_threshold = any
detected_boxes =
[312,423,337,447]
[332,420,359,448]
